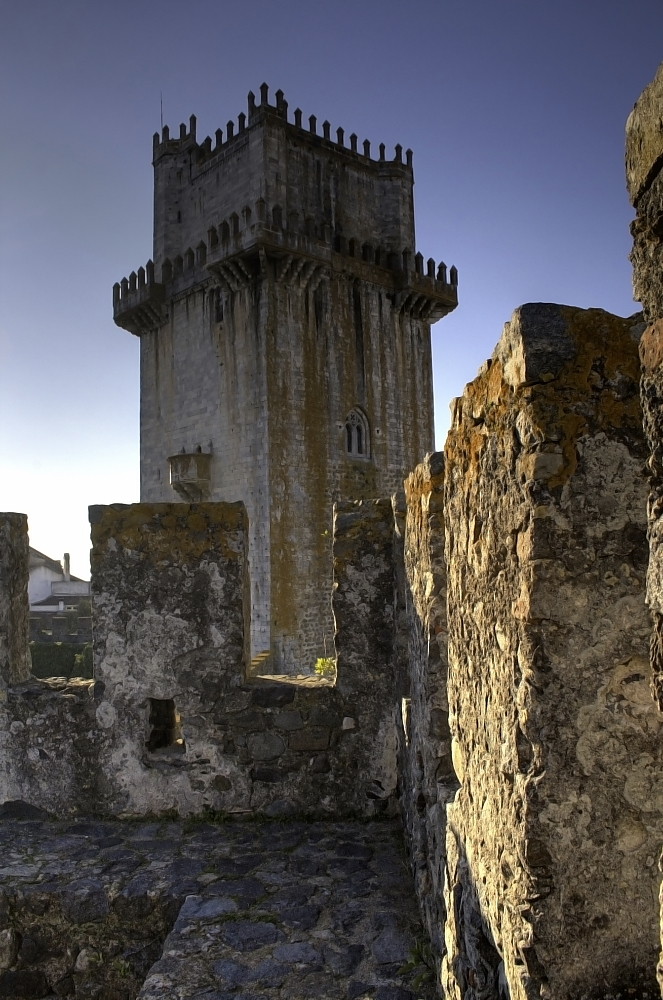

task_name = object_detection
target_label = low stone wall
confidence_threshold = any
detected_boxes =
[0,678,98,815]
[87,500,400,818]
[399,453,456,969]
[0,517,97,815]
[442,304,660,999]
[0,500,400,820]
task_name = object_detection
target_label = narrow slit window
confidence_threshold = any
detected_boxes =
[146,698,186,754]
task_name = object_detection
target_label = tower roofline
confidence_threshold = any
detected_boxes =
[152,83,413,173]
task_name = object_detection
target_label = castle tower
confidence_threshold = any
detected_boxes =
[113,85,458,673]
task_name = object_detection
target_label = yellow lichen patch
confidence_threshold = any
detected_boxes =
[404,468,444,507]
[639,320,663,373]
[446,307,642,492]
[90,502,247,570]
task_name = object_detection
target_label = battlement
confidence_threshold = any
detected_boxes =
[152,83,413,172]
[112,259,165,334]
[150,84,424,274]
[114,196,458,333]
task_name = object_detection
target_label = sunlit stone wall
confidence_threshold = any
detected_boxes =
[442,303,660,999]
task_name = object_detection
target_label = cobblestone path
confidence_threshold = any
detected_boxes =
[0,814,436,999]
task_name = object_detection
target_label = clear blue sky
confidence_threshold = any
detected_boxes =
[1,0,661,577]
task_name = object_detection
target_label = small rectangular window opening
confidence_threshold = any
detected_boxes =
[146,698,186,754]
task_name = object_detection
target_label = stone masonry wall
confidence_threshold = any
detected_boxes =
[0,514,98,815]
[0,677,98,815]
[399,453,456,969]
[331,498,402,811]
[442,304,660,999]
[83,499,398,819]
[90,501,250,815]
[0,500,401,819]
[0,513,31,686]
[627,60,663,994]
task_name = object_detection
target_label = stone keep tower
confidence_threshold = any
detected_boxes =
[113,84,458,673]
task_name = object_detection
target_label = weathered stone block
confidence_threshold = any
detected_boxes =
[1,678,98,815]
[626,62,663,208]
[332,498,399,813]
[247,732,286,761]
[0,513,31,686]
[90,502,250,815]
[443,304,659,999]
[287,726,330,752]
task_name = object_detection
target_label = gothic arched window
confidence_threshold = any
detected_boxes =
[345,408,370,459]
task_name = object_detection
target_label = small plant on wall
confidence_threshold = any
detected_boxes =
[314,656,336,678]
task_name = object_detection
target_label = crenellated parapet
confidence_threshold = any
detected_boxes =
[152,83,413,172]
[112,259,166,336]
[148,84,434,281]
[115,193,458,332]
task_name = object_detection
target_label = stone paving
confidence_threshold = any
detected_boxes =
[0,810,437,999]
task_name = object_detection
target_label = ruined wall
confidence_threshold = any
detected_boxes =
[0,515,98,814]
[0,499,401,819]
[0,678,98,814]
[399,454,456,967]
[84,498,401,819]
[90,500,252,815]
[627,61,663,995]
[627,62,663,327]
[442,304,660,999]
[331,498,401,811]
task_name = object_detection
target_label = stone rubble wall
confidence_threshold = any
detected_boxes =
[442,303,660,999]
[627,59,663,995]
[89,501,250,816]
[90,500,400,818]
[627,62,663,326]
[0,678,98,815]
[0,516,98,815]
[398,453,456,970]
[331,498,402,811]
[0,500,400,820]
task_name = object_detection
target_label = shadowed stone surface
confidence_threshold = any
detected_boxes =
[0,513,31,686]
[628,60,663,996]
[0,816,434,1000]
